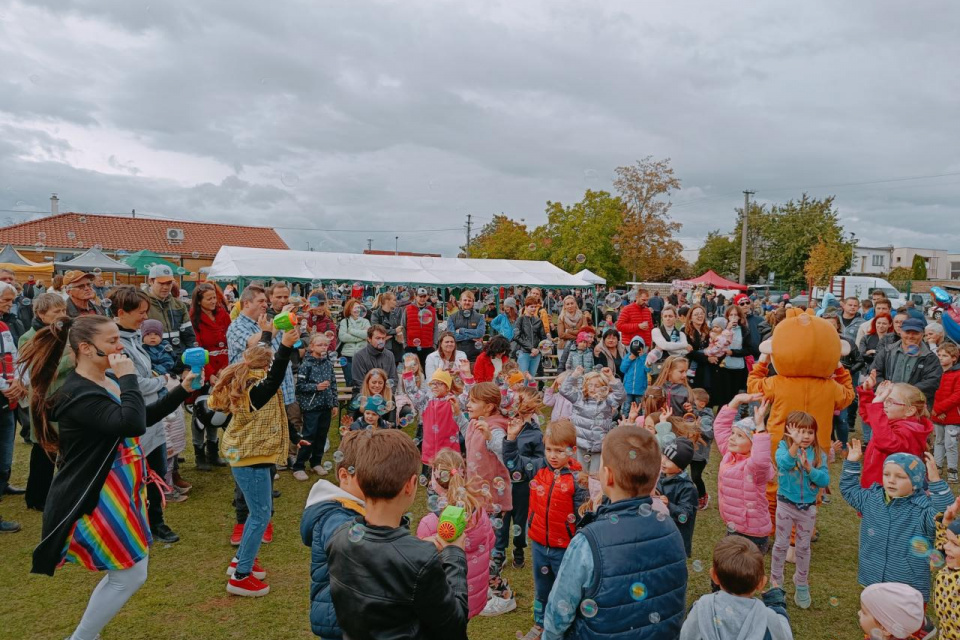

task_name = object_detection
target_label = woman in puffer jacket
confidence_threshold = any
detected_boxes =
[558,365,625,476]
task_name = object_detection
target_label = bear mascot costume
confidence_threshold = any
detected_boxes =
[748,307,855,519]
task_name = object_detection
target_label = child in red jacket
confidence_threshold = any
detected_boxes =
[857,372,934,488]
[933,342,960,483]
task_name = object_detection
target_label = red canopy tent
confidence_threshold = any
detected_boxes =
[679,270,747,291]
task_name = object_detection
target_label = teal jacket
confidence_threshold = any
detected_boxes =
[774,440,830,506]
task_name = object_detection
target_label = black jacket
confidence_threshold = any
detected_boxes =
[872,340,942,407]
[328,516,469,640]
[840,336,864,378]
[33,373,188,575]
[512,315,546,353]
[656,472,698,557]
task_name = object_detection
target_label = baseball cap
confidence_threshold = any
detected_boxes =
[149,264,175,283]
[902,318,925,333]
[416,287,428,296]
[62,270,94,287]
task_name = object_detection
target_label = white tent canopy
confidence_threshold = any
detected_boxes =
[575,268,606,285]
[207,246,592,288]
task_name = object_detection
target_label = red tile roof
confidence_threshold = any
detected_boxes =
[0,213,288,258]
[363,249,442,257]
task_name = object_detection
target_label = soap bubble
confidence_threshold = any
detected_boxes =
[93,267,102,276]
[418,475,428,486]
[356,305,367,318]
[511,524,522,537]
[34,242,44,251]
[579,599,598,618]
[929,549,946,568]
[648,612,661,624]
[726,522,737,533]
[638,504,653,517]
[610,514,619,524]
[333,450,345,462]
[491,518,503,529]
[540,566,549,575]
[413,339,421,347]
[678,513,688,524]
[101,299,112,309]
[67,231,76,240]
[528,243,536,251]
[630,582,647,601]
[575,253,586,264]
[605,293,622,307]
[192,251,200,259]
[79,215,87,223]
[829,597,839,607]
[692,560,704,573]
[347,523,364,543]
[566,513,576,524]
[512,471,522,482]
[418,308,433,324]
[908,535,931,558]
[37,232,46,240]
[427,495,439,511]
[322,461,333,471]
[280,171,300,187]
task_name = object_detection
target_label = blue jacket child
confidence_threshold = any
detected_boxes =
[620,336,652,398]
[141,319,176,376]
[301,474,366,639]
[775,440,829,507]
[840,452,955,601]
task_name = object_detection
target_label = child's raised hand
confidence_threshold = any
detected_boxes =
[875,380,893,402]
[682,402,693,413]
[573,365,584,377]
[847,439,863,462]
[862,369,877,391]
[473,418,492,442]
[506,417,524,441]
[924,452,942,482]
[628,402,640,421]
[458,359,472,377]
[661,405,673,422]
[753,399,769,430]
[600,367,613,380]
[729,392,762,408]
[943,496,960,528]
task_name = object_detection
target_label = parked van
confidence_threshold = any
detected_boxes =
[812,276,904,309]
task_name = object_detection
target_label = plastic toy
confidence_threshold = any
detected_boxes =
[181,347,209,390]
[436,505,467,542]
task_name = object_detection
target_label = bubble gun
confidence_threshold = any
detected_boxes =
[437,505,467,542]
[181,348,209,390]
[272,311,303,348]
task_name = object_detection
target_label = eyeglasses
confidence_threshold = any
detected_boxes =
[883,398,908,408]
[737,301,751,306]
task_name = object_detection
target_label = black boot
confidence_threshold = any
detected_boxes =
[206,441,228,467]
[194,445,211,472]
[152,522,180,543]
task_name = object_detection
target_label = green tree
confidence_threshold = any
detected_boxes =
[613,156,687,281]
[887,266,914,281]
[729,201,776,282]
[694,230,740,279]
[764,195,855,285]
[911,255,928,280]
[463,214,531,260]
[539,189,626,283]
[805,238,851,288]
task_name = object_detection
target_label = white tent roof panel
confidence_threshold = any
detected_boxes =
[207,246,591,288]
[575,268,606,285]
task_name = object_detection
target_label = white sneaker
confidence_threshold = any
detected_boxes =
[480,595,517,617]
[312,465,328,476]
[293,470,309,481]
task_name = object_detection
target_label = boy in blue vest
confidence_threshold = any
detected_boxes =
[542,424,688,640]
[679,536,792,640]
[300,431,366,639]
[504,418,589,640]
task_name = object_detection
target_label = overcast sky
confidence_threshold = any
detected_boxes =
[2,0,959,260]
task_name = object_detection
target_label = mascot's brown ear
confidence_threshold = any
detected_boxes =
[840,341,851,356]
[759,338,773,354]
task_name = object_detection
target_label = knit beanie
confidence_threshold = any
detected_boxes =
[883,453,926,491]
[733,416,758,441]
[662,437,694,470]
[711,317,728,330]
[860,583,924,639]
[141,319,163,339]
[430,369,453,389]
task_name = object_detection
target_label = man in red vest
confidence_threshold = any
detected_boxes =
[616,288,653,347]
[402,288,439,369]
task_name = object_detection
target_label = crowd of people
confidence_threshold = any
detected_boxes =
[2,267,960,640]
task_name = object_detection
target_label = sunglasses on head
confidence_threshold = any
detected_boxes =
[738,301,751,306]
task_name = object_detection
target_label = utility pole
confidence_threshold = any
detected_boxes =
[465,214,473,258]
[739,190,754,285]
[395,236,399,256]
[132,209,136,219]
[366,238,373,251]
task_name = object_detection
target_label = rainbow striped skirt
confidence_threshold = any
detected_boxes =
[61,438,152,571]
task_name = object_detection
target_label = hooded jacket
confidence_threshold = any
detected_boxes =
[656,472,698,557]
[840,459,955,601]
[774,440,830,506]
[714,406,776,537]
[558,371,626,453]
[117,326,168,455]
[300,479,365,639]
[620,351,651,396]
[857,387,934,488]
[679,589,793,640]
[146,293,195,364]
[933,362,960,426]
[417,507,494,619]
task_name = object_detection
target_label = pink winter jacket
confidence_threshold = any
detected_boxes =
[417,508,494,619]
[544,387,573,422]
[421,396,461,464]
[466,414,513,514]
[714,406,775,537]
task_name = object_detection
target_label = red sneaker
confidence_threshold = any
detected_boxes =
[230,523,244,546]
[226,557,267,580]
[262,521,273,544]
[226,573,270,597]
[697,494,710,511]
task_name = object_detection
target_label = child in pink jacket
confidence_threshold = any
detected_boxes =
[714,393,776,552]
[544,372,573,422]
[416,449,495,619]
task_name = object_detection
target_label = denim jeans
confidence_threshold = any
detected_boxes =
[231,465,273,575]
[0,409,14,494]
[517,351,541,379]
[294,408,333,471]
[531,541,567,626]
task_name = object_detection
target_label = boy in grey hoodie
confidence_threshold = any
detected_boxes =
[681,536,792,640]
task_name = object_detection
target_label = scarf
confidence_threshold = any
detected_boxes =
[561,307,583,327]
[595,340,627,363]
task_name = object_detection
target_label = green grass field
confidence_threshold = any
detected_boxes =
[0,421,888,639]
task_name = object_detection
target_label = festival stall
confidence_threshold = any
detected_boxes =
[0,244,54,276]
[54,247,136,284]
